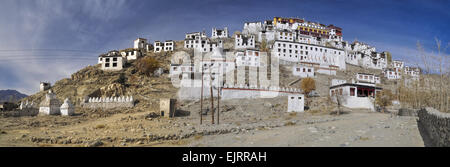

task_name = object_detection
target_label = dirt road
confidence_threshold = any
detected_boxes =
[183,111,424,147]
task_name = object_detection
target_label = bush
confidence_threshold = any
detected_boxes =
[300,77,316,97]
[136,57,160,77]
[375,89,394,113]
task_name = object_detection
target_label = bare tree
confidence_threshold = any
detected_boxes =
[331,90,346,116]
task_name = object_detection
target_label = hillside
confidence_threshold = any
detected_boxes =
[0,90,27,102]
[21,51,178,113]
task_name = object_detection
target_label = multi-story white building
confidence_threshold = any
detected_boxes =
[164,40,174,52]
[392,60,404,73]
[120,49,142,61]
[184,32,207,49]
[185,37,223,53]
[242,22,263,35]
[405,66,421,78]
[235,34,255,49]
[276,30,296,42]
[292,65,314,78]
[98,50,125,71]
[258,30,276,42]
[356,73,381,84]
[235,49,262,67]
[154,41,163,53]
[134,38,148,50]
[185,32,207,39]
[272,40,346,70]
[211,27,229,39]
[383,69,401,80]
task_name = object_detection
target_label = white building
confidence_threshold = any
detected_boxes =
[272,40,346,70]
[350,41,376,55]
[164,40,174,52]
[120,49,142,61]
[329,82,382,110]
[134,38,148,50]
[258,30,276,42]
[235,34,255,49]
[39,90,61,115]
[405,66,421,78]
[185,32,206,39]
[185,37,223,52]
[392,60,404,69]
[60,98,74,116]
[211,27,228,39]
[154,41,163,52]
[242,22,263,35]
[185,32,207,49]
[235,49,262,67]
[292,65,314,78]
[276,30,296,42]
[327,25,343,42]
[98,50,125,71]
[356,73,380,84]
[383,69,401,80]
[40,82,51,92]
[287,94,305,112]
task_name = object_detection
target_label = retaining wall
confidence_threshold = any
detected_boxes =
[417,107,450,147]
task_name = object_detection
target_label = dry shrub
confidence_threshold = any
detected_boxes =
[300,77,316,97]
[136,57,160,77]
[376,89,394,113]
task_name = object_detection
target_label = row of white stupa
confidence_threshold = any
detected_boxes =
[88,96,134,103]
[223,84,302,93]
[19,100,36,109]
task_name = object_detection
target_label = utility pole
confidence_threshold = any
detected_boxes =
[217,83,220,125]
[209,65,215,124]
[200,53,204,125]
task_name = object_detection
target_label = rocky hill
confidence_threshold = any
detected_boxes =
[0,90,27,102]
[21,51,178,113]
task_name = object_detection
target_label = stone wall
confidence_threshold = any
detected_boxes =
[0,108,39,117]
[417,107,450,147]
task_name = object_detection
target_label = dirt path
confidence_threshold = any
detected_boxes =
[183,112,424,147]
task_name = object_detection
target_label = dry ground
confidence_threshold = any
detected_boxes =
[0,96,424,147]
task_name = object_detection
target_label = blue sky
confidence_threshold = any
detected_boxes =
[0,0,449,95]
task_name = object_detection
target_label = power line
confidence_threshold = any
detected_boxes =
[0,49,102,54]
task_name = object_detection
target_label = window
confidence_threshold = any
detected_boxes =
[308,69,311,72]
[350,88,355,96]
[112,63,117,67]
[113,58,117,61]
[105,63,110,67]
[298,97,302,100]
[105,58,110,62]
